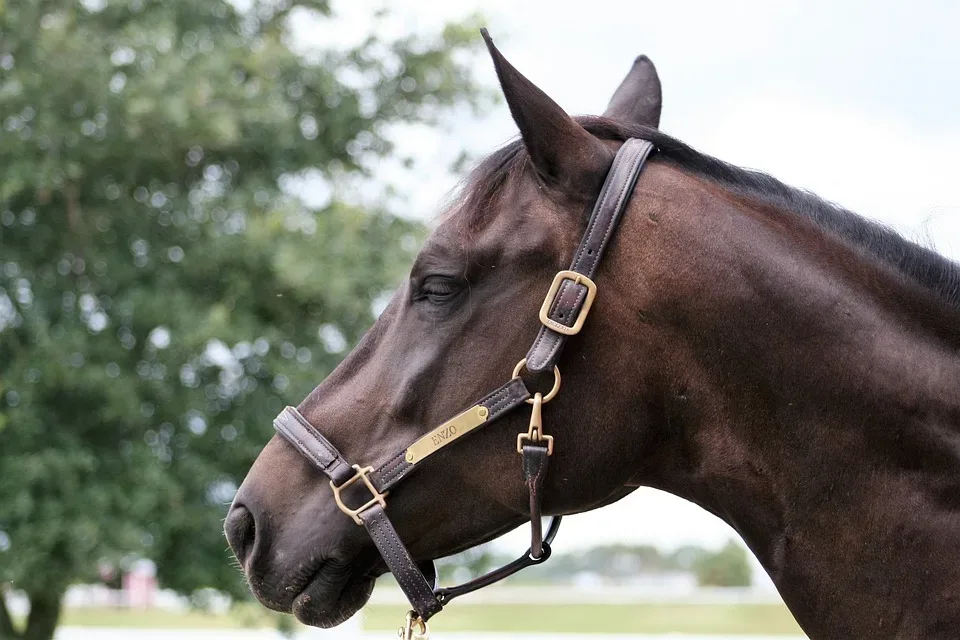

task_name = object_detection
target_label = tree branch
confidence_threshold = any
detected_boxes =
[0,587,21,640]
[64,184,83,233]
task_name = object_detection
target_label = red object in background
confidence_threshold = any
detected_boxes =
[121,559,157,608]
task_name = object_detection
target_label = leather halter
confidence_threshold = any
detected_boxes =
[273,138,654,636]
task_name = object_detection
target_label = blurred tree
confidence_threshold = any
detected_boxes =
[692,541,752,588]
[0,1,486,638]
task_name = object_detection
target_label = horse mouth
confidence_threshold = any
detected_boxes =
[289,562,376,628]
[286,556,436,627]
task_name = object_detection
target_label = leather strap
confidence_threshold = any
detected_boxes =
[274,406,354,486]
[360,505,443,620]
[521,443,550,558]
[274,377,529,495]
[434,516,561,606]
[525,138,654,372]
[272,379,529,621]
[372,378,531,491]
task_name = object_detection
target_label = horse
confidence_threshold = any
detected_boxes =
[225,31,960,639]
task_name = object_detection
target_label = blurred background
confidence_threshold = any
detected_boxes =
[1,0,957,639]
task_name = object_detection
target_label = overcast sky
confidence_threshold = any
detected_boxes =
[294,0,960,561]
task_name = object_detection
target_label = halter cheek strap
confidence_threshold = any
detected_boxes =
[526,138,654,372]
[272,138,655,634]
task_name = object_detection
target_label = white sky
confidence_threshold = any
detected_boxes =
[294,1,960,561]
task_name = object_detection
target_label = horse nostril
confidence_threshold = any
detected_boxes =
[224,503,257,566]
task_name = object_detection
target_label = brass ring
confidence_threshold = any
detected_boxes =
[511,358,561,404]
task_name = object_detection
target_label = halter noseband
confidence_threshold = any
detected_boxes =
[273,138,654,638]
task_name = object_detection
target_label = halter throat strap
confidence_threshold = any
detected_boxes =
[272,138,655,625]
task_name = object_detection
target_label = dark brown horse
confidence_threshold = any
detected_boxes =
[226,33,960,638]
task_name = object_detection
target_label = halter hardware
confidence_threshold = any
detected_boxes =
[400,611,429,640]
[330,464,388,525]
[517,392,553,456]
[538,270,598,335]
[272,138,655,629]
[511,358,561,403]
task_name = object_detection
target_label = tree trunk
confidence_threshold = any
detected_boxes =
[0,589,20,639]
[22,591,62,640]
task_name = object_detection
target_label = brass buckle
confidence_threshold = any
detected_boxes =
[516,392,554,456]
[330,464,388,525]
[399,611,429,640]
[538,270,598,336]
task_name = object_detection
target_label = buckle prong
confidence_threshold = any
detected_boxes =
[330,465,388,525]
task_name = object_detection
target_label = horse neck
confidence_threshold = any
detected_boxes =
[613,162,960,637]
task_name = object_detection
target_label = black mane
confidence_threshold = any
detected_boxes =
[462,116,960,311]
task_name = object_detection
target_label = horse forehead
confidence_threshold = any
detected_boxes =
[413,229,464,272]
[430,189,568,261]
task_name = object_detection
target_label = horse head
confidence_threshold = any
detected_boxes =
[225,34,663,627]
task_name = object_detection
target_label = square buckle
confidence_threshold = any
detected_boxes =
[330,465,388,525]
[517,432,554,456]
[538,270,598,336]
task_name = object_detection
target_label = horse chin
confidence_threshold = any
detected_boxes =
[290,566,375,628]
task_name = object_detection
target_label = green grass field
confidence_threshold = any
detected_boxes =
[60,604,279,629]
[365,603,804,635]
[58,602,804,635]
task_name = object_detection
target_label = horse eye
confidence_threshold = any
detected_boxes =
[418,277,461,302]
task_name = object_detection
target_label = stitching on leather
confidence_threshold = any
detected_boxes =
[487,382,523,414]
[575,141,647,275]
[523,447,548,549]
[379,453,406,476]
[544,336,563,364]
[593,143,646,271]
[550,284,587,327]
[572,146,620,268]
[482,384,512,413]
[383,468,405,485]
[368,516,424,600]
[380,460,409,486]
[285,410,340,467]
[593,143,644,267]
[482,385,509,405]
[531,332,561,370]
[530,327,564,369]
[527,327,552,368]
[379,451,413,486]
[365,511,436,612]
[531,451,547,487]
[275,423,327,471]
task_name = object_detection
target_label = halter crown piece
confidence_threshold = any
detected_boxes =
[273,139,655,638]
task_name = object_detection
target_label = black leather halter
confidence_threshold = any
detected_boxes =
[273,138,654,637]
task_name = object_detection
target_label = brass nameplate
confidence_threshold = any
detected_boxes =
[405,405,489,465]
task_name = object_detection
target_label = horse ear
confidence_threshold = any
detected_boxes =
[481,29,612,195]
[603,55,662,128]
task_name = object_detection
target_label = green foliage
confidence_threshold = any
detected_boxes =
[0,1,484,637]
[691,541,752,588]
